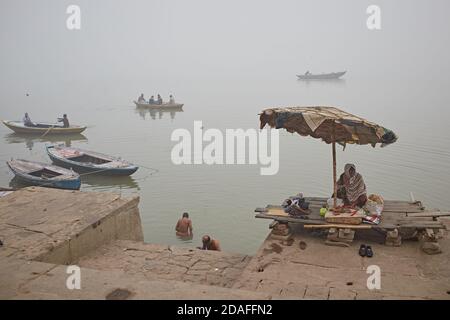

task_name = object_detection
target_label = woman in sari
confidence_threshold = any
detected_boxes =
[336,163,367,207]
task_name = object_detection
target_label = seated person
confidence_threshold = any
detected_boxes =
[149,95,155,104]
[23,112,35,127]
[335,163,367,208]
[169,94,175,103]
[175,212,193,237]
[58,114,70,128]
[157,94,163,105]
[198,235,221,251]
[138,93,145,103]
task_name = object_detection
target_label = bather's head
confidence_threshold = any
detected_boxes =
[202,235,211,245]
[182,212,189,218]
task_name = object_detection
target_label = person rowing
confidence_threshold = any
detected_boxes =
[57,114,70,128]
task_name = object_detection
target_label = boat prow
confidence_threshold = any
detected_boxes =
[2,120,87,135]
[7,159,81,190]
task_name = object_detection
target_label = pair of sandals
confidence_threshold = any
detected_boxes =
[359,244,373,257]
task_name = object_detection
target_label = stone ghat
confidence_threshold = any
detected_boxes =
[78,240,251,288]
[0,187,143,264]
[0,187,265,299]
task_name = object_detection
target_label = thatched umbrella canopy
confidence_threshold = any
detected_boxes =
[259,106,398,207]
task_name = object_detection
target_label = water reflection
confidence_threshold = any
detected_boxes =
[81,174,140,191]
[4,133,88,150]
[297,78,346,87]
[135,107,183,120]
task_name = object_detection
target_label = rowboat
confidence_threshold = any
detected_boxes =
[46,145,139,176]
[2,120,87,135]
[296,71,346,80]
[134,101,184,109]
[6,159,81,190]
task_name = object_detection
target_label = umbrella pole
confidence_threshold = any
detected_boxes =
[332,141,337,208]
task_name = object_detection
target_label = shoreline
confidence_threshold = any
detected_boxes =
[1,187,449,299]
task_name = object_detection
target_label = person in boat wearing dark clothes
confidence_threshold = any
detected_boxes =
[149,95,155,104]
[335,163,368,208]
[23,112,35,127]
[198,235,221,251]
[175,212,193,237]
[157,94,163,105]
[58,114,70,128]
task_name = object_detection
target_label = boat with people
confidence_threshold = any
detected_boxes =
[134,93,183,109]
[296,71,346,80]
[2,120,87,135]
[134,101,184,109]
[46,145,139,176]
[6,159,81,190]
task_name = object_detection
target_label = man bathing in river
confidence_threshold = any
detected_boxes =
[175,212,193,237]
[198,235,221,251]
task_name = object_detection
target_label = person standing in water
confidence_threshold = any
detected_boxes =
[175,212,193,237]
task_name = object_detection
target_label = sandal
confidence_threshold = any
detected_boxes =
[366,246,374,258]
[358,244,366,257]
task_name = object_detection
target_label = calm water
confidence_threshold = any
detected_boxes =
[1,0,450,254]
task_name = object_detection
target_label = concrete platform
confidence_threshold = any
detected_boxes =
[78,240,252,288]
[0,187,266,299]
[0,187,143,264]
[2,187,450,300]
[233,223,450,300]
[0,258,268,300]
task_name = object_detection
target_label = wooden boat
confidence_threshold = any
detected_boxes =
[134,101,184,109]
[296,71,346,80]
[3,120,87,135]
[2,120,87,135]
[46,145,139,176]
[6,159,81,190]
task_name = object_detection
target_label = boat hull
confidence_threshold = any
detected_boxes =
[2,120,87,135]
[134,101,184,109]
[297,71,346,80]
[46,146,139,176]
[7,160,81,190]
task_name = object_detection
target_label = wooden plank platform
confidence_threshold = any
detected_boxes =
[255,197,446,231]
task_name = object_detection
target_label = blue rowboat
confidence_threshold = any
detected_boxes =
[7,159,81,190]
[46,145,139,176]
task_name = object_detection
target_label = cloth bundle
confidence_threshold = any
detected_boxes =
[282,193,310,216]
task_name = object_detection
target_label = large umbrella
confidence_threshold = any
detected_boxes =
[259,106,398,207]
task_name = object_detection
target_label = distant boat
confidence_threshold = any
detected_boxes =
[7,159,81,190]
[296,71,346,80]
[46,145,139,176]
[2,120,87,135]
[134,101,184,109]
